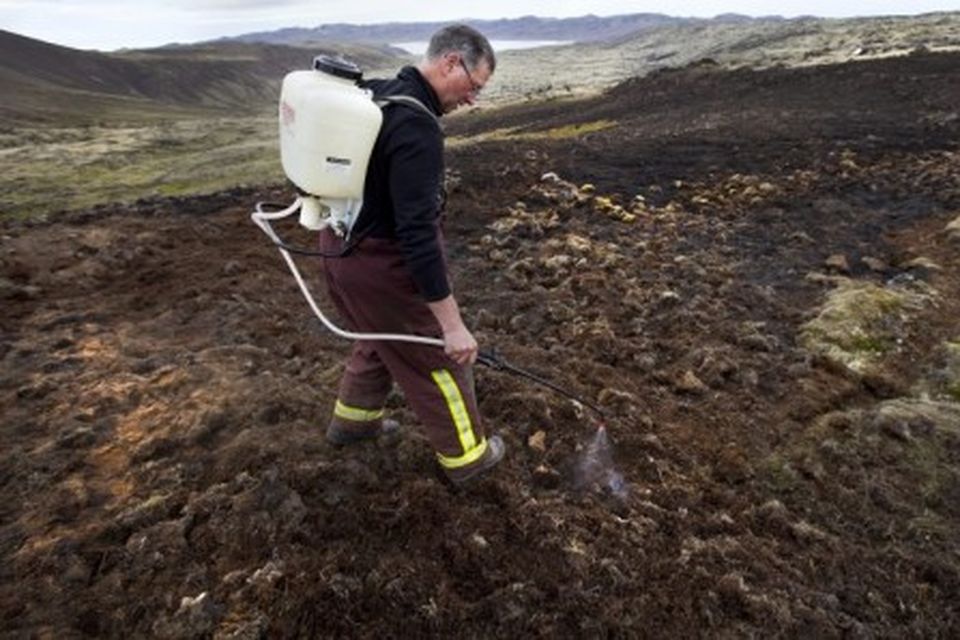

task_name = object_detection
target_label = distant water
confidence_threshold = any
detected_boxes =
[391,39,571,56]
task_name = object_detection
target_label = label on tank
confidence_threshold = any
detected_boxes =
[324,157,352,174]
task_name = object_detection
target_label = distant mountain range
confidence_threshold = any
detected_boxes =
[227,13,778,46]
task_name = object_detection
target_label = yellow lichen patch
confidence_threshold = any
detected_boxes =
[445,126,518,147]
[800,278,933,375]
[593,196,615,211]
[532,120,617,140]
[447,120,617,147]
[592,195,636,223]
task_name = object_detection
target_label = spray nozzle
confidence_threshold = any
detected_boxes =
[477,349,504,370]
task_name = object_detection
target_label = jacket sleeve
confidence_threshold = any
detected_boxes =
[385,114,450,302]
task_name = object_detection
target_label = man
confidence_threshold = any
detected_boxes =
[319,25,503,485]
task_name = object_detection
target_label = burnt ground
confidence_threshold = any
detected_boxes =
[2,51,960,637]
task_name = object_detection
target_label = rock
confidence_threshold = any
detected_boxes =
[631,353,657,373]
[56,425,97,448]
[871,402,939,440]
[757,182,778,194]
[598,387,635,407]
[531,464,561,489]
[0,278,41,301]
[256,402,287,426]
[542,254,573,270]
[878,416,912,442]
[757,499,789,520]
[214,615,269,640]
[822,411,857,431]
[791,520,830,544]
[63,554,92,586]
[805,272,846,285]
[714,445,752,483]
[659,290,681,305]
[473,308,498,330]
[527,430,547,452]
[824,254,850,273]
[945,214,960,242]
[125,520,189,566]
[639,434,665,453]
[153,592,222,639]
[593,196,616,212]
[739,333,777,352]
[716,572,750,607]
[902,257,942,273]
[117,494,176,532]
[861,256,888,272]
[187,409,231,446]
[675,371,708,395]
[540,172,560,183]
[132,437,178,463]
[248,561,285,589]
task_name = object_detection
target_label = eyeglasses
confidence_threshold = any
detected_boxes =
[458,56,483,96]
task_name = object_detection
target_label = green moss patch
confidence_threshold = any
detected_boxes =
[800,278,932,375]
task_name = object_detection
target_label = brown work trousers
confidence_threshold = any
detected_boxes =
[319,229,489,472]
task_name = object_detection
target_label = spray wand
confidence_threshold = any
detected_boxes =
[477,349,605,424]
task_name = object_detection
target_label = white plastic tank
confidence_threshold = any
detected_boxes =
[279,56,382,202]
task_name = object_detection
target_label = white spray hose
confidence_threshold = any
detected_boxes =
[251,199,446,349]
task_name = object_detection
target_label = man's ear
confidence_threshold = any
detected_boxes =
[443,52,458,75]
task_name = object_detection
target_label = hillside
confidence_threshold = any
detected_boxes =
[230,13,709,46]
[483,11,960,103]
[2,51,959,637]
[0,30,403,125]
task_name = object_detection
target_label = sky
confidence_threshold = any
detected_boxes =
[0,0,955,51]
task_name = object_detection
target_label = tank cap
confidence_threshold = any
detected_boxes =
[313,55,363,81]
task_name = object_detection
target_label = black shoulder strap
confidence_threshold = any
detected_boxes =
[375,94,439,124]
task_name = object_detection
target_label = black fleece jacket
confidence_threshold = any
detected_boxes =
[356,66,449,302]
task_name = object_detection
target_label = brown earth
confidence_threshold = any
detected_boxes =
[2,51,960,637]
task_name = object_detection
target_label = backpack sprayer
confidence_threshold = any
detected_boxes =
[250,55,609,426]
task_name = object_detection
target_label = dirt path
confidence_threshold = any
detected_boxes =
[2,52,959,637]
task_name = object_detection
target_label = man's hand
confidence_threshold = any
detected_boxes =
[428,294,478,365]
[442,324,478,365]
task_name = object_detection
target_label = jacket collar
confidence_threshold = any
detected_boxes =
[397,66,443,118]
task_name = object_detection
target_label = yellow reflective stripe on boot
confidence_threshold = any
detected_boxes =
[334,399,384,422]
[437,438,488,470]
[431,369,480,467]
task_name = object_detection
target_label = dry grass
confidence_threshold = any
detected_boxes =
[0,117,281,218]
